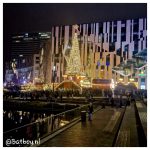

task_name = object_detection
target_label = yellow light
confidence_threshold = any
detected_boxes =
[119,78,123,81]
[60,120,69,126]
[111,79,115,89]
[60,122,65,126]
[130,78,134,81]
[80,75,86,78]
[77,76,80,79]
[63,74,67,78]
[80,80,83,83]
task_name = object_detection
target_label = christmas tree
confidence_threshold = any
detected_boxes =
[66,25,82,75]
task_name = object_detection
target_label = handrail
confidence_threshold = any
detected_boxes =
[3,103,89,134]
[52,104,88,117]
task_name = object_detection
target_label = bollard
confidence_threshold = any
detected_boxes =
[102,102,105,109]
[81,111,86,122]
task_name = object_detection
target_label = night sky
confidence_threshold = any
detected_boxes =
[3,3,147,62]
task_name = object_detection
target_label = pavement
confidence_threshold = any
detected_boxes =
[41,107,124,147]
[135,101,147,138]
[115,102,139,147]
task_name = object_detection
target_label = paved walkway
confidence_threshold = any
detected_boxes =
[41,107,124,147]
[115,102,139,147]
[135,101,147,138]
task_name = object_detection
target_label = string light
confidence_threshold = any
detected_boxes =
[66,25,81,75]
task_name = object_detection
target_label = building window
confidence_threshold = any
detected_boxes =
[109,43,115,52]
[35,66,39,70]
[141,78,145,83]
[116,48,121,56]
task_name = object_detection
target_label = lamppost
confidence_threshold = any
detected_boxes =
[111,79,115,98]
[72,79,73,100]
[52,66,56,92]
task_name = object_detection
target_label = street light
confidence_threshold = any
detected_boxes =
[52,66,56,92]
[111,79,115,98]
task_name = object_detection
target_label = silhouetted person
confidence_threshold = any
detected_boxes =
[102,102,105,109]
[60,94,62,102]
[88,103,93,121]
[111,97,114,107]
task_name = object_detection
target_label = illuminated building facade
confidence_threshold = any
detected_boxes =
[43,18,147,89]
[5,53,40,84]
[5,19,147,89]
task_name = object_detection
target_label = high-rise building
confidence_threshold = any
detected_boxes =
[10,32,51,59]
[5,32,51,71]
[5,32,51,84]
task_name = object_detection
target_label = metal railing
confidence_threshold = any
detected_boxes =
[3,102,100,147]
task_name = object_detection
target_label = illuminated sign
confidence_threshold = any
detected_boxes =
[138,74,146,77]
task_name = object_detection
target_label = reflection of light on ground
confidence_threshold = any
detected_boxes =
[60,120,69,127]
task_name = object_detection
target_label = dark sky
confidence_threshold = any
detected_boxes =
[3,3,147,62]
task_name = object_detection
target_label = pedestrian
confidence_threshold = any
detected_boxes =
[60,93,62,102]
[111,97,114,107]
[119,95,122,108]
[88,103,93,121]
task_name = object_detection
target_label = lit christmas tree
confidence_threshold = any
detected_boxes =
[66,25,82,75]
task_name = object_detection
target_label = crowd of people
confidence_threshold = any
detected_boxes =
[3,86,147,108]
[3,87,113,101]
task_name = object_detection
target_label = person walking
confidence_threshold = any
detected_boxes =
[88,103,93,121]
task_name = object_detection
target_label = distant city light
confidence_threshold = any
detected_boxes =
[111,79,115,89]
[67,45,71,49]
[25,33,28,37]
[138,73,146,77]
[3,82,7,87]
[53,66,56,71]
[119,78,123,81]
[130,78,134,81]
[80,80,83,83]
[141,85,145,89]
[15,40,20,43]
[97,61,100,67]
[23,80,26,84]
